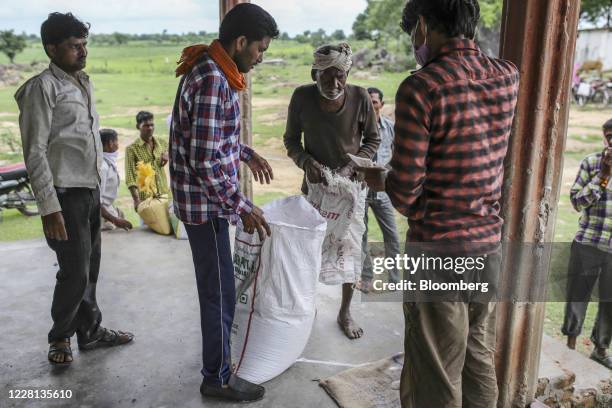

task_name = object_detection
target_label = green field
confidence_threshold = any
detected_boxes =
[0,41,610,355]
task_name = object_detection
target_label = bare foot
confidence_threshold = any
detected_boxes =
[337,313,363,339]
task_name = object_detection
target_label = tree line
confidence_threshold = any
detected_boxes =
[352,0,612,56]
[1,0,611,64]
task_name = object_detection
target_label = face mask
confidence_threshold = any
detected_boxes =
[316,71,345,100]
[412,19,430,67]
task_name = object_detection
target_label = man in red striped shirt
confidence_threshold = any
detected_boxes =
[362,1,519,406]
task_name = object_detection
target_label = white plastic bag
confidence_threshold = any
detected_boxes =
[231,196,327,384]
[577,82,591,97]
[306,170,367,285]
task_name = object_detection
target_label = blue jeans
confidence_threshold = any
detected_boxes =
[185,218,235,386]
[361,192,401,283]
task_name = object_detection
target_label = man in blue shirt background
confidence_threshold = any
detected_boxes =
[359,87,401,292]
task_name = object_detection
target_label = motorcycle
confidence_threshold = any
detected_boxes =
[589,79,611,108]
[0,163,39,217]
[573,79,611,107]
[604,82,612,107]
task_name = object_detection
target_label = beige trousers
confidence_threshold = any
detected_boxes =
[400,301,498,408]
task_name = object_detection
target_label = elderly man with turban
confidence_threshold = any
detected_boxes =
[283,42,380,339]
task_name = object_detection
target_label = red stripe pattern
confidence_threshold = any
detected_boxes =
[386,39,519,245]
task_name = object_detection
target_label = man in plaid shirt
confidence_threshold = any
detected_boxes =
[362,1,519,406]
[562,118,612,369]
[169,4,278,403]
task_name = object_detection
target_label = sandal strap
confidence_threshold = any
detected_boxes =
[102,329,120,343]
[78,327,133,349]
[49,346,72,354]
[100,328,131,344]
[49,342,72,356]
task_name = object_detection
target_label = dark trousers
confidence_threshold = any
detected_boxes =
[185,218,235,386]
[562,240,612,349]
[47,187,102,344]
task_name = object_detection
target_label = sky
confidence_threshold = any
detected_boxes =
[0,0,368,36]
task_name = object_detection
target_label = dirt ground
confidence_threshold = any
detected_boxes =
[253,147,303,196]
[250,99,610,199]
[103,105,171,118]
[1,103,609,201]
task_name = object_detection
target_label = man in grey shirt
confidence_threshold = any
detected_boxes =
[284,43,380,339]
[360,87,401,292]
[15,12,133,366]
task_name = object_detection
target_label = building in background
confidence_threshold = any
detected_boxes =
[575,28,612,70]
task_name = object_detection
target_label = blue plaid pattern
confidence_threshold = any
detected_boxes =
[170,54,253,225]
[571,151,612,251]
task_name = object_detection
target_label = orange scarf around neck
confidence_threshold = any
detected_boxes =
[175,39,246,91]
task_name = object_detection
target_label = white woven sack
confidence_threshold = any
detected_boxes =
[306,170,367,285]
[231,196,326,384]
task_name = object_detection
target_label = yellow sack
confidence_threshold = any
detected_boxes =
[137,196,172,235]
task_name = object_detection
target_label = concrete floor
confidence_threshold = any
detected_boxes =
[540,334,611,395]
[0,229,404,408]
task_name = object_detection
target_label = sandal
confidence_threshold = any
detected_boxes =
[78,327,134,350]
[48,338,72,366]
[590,351,612,369]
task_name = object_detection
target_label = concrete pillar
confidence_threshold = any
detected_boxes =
[220,0,253,201]
[496,1,581,406]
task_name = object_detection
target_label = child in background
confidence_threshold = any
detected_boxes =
[100,129,133,231]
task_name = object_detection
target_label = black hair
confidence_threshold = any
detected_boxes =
[100,128,118,146]
[604,118,612,131]
[136,111,154,127]
[401,0,480,39]
[367,87,384,101]
[219,3,279,46]
[41,12,90,57]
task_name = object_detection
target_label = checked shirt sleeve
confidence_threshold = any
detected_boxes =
[385,77,432,217]
[570,156,604,212]
[240,143,254,162]
[188,75,253,215]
